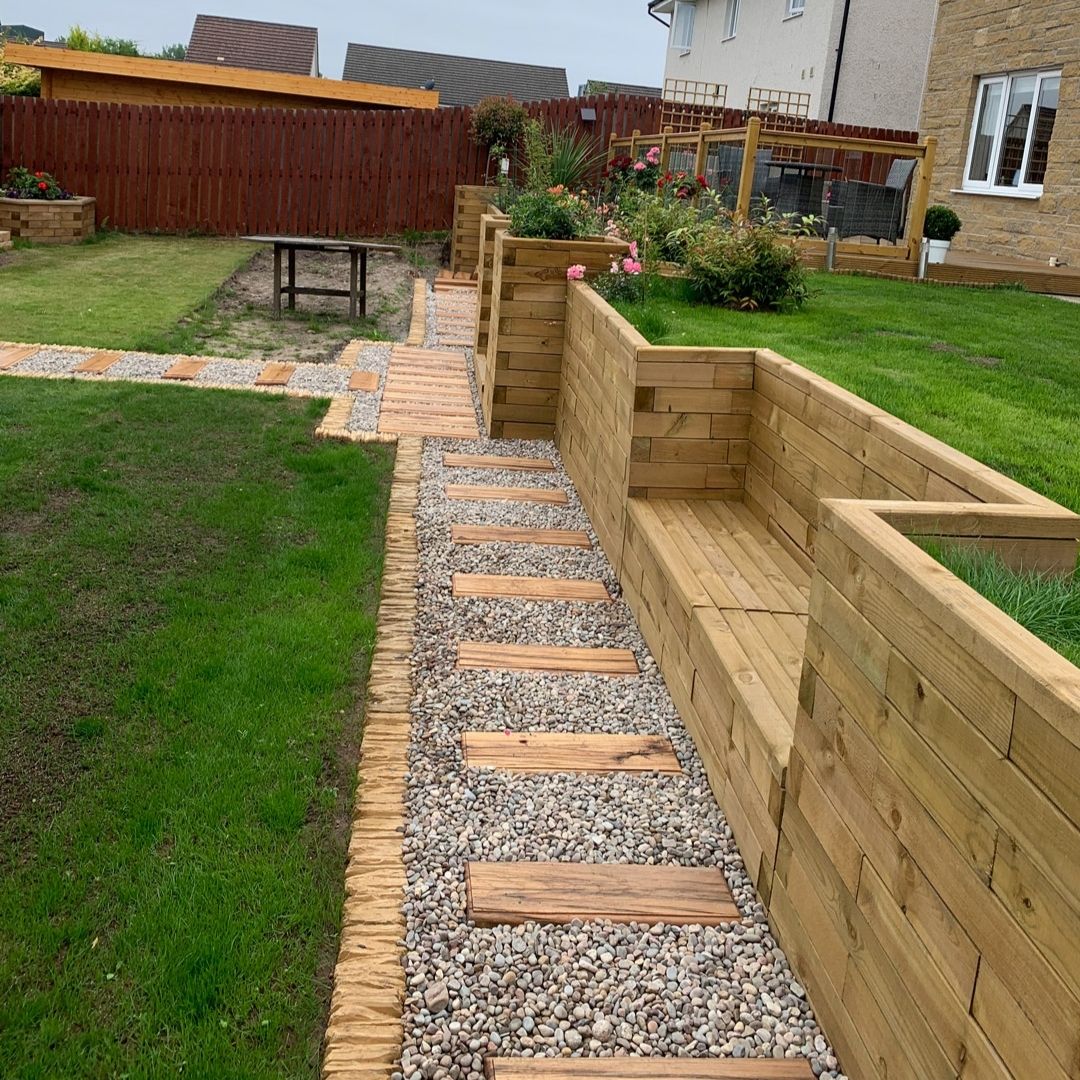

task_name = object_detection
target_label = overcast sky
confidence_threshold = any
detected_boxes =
[19,1,666,93]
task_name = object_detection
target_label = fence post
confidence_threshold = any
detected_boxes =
[695,123,710,179]
[735,116,762,220]
[906,135,937,262]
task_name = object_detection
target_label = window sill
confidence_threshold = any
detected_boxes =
[783,11,804,20]
[951,187,1042,201]
[669,47,693,55]
[721,34,736,42]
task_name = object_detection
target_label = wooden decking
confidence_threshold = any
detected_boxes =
[461,732,682,774]
[377,346,480,439]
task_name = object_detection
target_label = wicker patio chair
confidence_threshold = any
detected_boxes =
[824,157,917,243]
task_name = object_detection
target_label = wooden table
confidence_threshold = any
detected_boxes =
[242,236,402,320]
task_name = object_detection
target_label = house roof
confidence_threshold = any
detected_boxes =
[1,24,45,42]
[342,43,569,107]
[186,14,318,77]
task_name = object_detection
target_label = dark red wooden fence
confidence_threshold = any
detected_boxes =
[0,94,665,236]
[0,94,916,236]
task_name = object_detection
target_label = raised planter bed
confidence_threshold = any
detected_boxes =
[449,184,497,275]
[549,279,1080,1080]
[0,196,96,244]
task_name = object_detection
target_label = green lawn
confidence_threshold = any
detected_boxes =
[0,233,255,351]
[0,380,393,1077]
[618,274,1080,513]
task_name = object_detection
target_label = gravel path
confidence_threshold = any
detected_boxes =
[346,342,393,432]
[398,433,843,1079]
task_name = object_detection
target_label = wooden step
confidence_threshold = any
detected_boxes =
[72,350,124,374]
[447,484,568,505]
[443,453,555,472]
[254,361,295,386]
[462,732,681,774]
[466,862,740,926]
[451,524,591,548]
[453,573,610,602]
[484,1059,815,1078]
[162,358,207,380]
[348,370,380,392]
[0,346,37,371]
[457,642,639,675]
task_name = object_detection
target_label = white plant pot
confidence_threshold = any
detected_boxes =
[926,238,951,265]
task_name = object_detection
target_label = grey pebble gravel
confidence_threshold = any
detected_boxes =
[346,342,394,432]
[399,434,844,1079]
[13,348,85,375]
[285,364,352,395]
[106,353,176,381]
[194,359,265,386]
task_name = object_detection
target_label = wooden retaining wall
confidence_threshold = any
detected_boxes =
[449,185,497,275]
[485,232,626,439]
[473,208,510,423]
[781,500,1080,1079]
[549,282,1080,1080]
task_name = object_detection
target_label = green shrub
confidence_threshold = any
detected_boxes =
[617,189,702,265]
[923,204,962,242]
[509,189,599,240]
[518,120,606,193]
[685,216,809,311]
[469,97,528,156]
[0,37,41,96]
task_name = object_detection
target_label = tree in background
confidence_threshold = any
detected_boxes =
[156,43,186,60]
[59,25,140,56]
[0,33,41,95]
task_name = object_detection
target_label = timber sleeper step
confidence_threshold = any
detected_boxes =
[451,525,591,549]
[446,484,568,505]
[456,642,639,675]
[452,573,610,602]
[483,1059,815,1078]
[162,358,208,381]
[443,453,556,472]
[466,862,740,926]
[254,361,295,386]
[73,350,125,375]
[0,346,37,371]
[462,732,681,774]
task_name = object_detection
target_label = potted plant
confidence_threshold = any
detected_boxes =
[923,205,962,265]
[469,97,528,184]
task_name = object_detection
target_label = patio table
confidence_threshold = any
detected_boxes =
[764,161,842,222]
[242,236,402,320]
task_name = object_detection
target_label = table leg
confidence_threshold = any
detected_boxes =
[287,248,296,311]
[360,249,368,319]
[349,250,359,321]
[273,245,282,318]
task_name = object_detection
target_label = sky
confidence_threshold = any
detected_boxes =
[13,1,666,94]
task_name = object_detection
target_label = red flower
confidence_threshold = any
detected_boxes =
[34,171,44,178]
[38,181,47,190]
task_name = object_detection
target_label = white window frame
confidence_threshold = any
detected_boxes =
[670,1,696,50]
[961,68,1060,197]
[787,0,805,16]
[722,0,740,39]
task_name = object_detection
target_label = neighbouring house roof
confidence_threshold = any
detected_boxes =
[342,43,569,107]
[579,80,662,98]
[186,14,318,77]
[1,24,45,42]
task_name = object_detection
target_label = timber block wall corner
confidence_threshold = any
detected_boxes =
[449,185,497,275]
[473,208,510,423]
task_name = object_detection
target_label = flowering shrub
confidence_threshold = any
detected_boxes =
[658,170,709,200]
[591,242,645,303]
[566,264,587,281]
[3,166,71,200]
[603,145,662,200]
[509,187,600,241]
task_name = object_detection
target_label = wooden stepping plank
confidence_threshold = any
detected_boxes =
[484,1059,814,1078]
[0,346,37,370]
[72,350,124,374]
[452,524,591,548]
[453,573,610,602]
[348,370,380,392]
[444,454,556,472]
[462,732,681,774]
[447,484,567,505]
[465,862,739,926]
[457,642,639,675]
[254,361,295,386]
[162,358,207,380]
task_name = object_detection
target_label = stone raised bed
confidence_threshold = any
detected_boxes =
[0,196,96,243]
[546,279,1080,1080]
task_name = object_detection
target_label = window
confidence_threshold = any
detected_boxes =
[962,69,1060,195]
[723,0,740,38]
[670,1,695,49]
[787,0,805,15]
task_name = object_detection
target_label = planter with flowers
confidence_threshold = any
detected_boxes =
[480,185,629,438]
[1,167,96,244]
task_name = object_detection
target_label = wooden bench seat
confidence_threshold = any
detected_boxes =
[620,498,811,898]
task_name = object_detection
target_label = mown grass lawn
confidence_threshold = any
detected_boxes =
[0,379,393,1077]
[0,233,255,351]
[617,273,1080,513]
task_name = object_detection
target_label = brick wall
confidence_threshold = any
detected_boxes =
[920,0,1080,263]
[0,196,95,243]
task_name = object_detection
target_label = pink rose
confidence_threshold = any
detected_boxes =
[622,257,643,275]
[566,264,586,281]
[629,241,639,259]
[646,146,661,165]
[610,261,620,274]
[633,161,646,172]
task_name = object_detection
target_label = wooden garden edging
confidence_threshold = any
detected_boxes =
[546,281,1080,1080]
[450,185,498,275]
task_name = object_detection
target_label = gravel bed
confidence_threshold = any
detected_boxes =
[13,348,85,375]
[399,436,842,1079]
[346,342,393,432]
[285,363,351,395]
[194,359,265,386]
[106,353,176,381]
